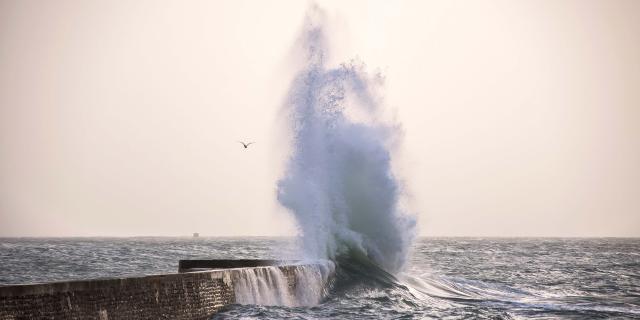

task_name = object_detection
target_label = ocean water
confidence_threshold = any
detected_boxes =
[0,237,638,319]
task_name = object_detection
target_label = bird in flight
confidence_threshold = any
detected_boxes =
[238,141,255,149]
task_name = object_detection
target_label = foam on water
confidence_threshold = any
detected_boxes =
[232,261,335,307]
[276,7,415,274]
[292,261,336,306]
[232,267,293,306]
[2,238,638,318]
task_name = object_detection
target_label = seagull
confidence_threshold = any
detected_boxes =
[238,141,255,149]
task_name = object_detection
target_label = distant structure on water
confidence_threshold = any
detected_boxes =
[193,233,199,238]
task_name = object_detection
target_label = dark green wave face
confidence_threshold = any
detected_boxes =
[332,247,402,290]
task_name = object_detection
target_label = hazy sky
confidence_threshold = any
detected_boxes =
[1,0,638,237]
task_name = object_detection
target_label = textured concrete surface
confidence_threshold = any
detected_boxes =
[0,261,312,320]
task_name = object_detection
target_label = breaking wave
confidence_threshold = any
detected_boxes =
[276,6,415,275]
[232,262,335,307]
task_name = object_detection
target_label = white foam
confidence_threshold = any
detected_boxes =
[232,261,335,307]
[277,7,415,274]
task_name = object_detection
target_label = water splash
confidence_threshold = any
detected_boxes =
[232,262,335,307]
[232,267,293,306]
[277,8,415,274]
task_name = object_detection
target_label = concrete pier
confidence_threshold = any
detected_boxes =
[0,260,333,320]
[178,259,296,272]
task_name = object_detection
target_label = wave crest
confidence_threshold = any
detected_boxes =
[277,8,415,274]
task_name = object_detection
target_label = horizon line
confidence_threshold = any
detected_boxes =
[0,235,638,239]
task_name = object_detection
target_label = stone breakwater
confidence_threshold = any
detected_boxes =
[0,260,335,320]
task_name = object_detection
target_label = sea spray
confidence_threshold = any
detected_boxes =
[232,267,294,306]
[277,8,415,274]
[232,263,335,307]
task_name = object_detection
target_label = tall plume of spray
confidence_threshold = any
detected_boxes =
[277,7,416,274]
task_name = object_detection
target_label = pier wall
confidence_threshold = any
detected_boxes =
[0,262,329,320]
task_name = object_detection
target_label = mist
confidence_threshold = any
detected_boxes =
[1,0,638,237]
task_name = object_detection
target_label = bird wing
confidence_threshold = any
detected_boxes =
[247,142,255,146]
[237,141,247,147]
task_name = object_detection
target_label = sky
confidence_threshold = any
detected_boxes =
[0,0,638,237]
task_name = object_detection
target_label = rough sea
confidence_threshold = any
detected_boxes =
[1,237,638,319]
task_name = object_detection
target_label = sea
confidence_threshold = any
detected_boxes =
[0,237,638,319]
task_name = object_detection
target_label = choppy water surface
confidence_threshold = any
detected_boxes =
[1,237,638,319]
